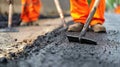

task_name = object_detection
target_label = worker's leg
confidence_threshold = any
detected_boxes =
[21,0,41,26]
[68,0,89,32]
[29,0,41,22]
[70,0,89,24]
[90,0,105,26]
[21,0,30,23]
[90,0,106,32]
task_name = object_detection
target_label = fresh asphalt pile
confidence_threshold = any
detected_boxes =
[0,13,120,67]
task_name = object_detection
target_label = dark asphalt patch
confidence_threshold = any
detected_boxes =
[0,13,21,28]
[0,13,70,28]
[0,13,120,67]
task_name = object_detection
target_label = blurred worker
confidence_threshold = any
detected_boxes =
[114,5,120,14]
[20,0,41,26]
[114,0,120,14]
[68,0,106,33]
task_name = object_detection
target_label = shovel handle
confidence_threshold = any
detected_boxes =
[54,0,67,27]
[8,2,13,28]
[79,0,100,37]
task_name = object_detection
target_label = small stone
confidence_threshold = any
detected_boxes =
[99,61,102,64]
[109,51,111,54]
[14,39,17,41]
[9,52,16,57]
[23,39,28,43]
[89,53,95,56]
[0,57,8,63]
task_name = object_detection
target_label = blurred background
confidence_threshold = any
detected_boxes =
[0,0,120,16]
[0,0,70,16]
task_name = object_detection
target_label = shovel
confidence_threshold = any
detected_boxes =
[67,0,100,45]
[55,0,99,45]
[0,0,18,32]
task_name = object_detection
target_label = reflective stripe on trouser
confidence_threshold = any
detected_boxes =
[70,0,105,26]
[21,0,41,23]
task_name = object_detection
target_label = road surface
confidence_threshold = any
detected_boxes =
[0,13,120,67]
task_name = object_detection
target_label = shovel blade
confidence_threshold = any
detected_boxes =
[0,28,18,32]
[67,35,97,45]
[67,35,80,42]
[80,37,97,45]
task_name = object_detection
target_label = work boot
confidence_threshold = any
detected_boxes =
[20,22,39,26]
[31,22,39,26]
[91,24,106,33]
[20,22,30,26]
[68,23,84,32]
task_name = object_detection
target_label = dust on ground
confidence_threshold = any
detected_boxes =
[0,16,71,59]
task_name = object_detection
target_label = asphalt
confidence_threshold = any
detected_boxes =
[0,13,120,67]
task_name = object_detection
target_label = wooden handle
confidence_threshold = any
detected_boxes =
[79,0,100,37]
[8,3,13,28]
[54,0,66,27]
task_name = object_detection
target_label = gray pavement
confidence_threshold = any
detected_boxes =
[0,13,120,67]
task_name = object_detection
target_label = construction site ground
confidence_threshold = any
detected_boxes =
[0,13,120,67]
[0,16,71,58]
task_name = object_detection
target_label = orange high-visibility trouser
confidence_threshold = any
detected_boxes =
[21,0,41,23]
[70,0,105,26]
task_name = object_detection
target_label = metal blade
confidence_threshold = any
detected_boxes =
[0,28,18,32]
[67,35,97,45]
[80,37,97,45]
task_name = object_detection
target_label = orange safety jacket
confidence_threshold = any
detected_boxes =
[114,6,120,14]
[21,0,41,23]
[70,0,105,26]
